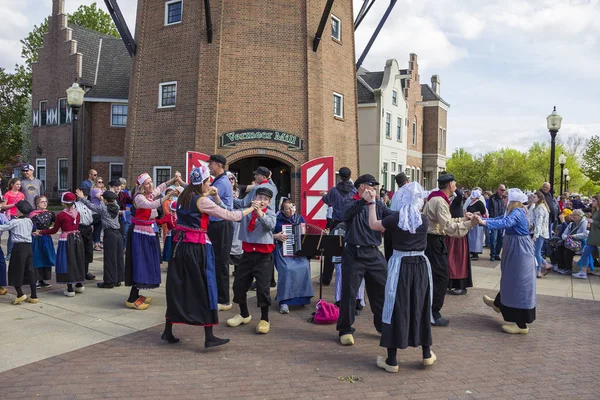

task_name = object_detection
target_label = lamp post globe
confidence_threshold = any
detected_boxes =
[66,83,85,191]
[546,107,562,195]
[558,153,567,195]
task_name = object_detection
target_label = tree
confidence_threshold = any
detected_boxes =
[0,68,29,170]
[581,135,600,183]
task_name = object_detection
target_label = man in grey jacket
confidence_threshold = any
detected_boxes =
[233,166,278,212]
[227,187,277,335]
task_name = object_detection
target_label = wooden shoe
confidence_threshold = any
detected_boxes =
[139,296,152,304]
[376,356,399,373]
[227,314,252,327]
[125,297,150,310]
[218,303,232,311]
[340,334,355,346]
[74,285,85,293]
[11,295,27,305]
[26,297,39,304]
[423,351,437,367]
[483,295,500,313]
[502,324,528,334]
[256,320,270,334]
[0,287,7,295]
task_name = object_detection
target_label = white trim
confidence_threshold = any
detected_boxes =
[110,103,128,127]
[57,158,69,191]
[57,98,67,125]
[84,97,129,103]
[358,102,376,108]
[153,166,172,186]
[159,81,177,109]
[165,0,183,26]
[39,100,48,126]
[333,92,344,118]
[418,100,450,110]
[94,38,103,85]
[36,158,47,188]
[109,163,124,180]
[331,14,341,41]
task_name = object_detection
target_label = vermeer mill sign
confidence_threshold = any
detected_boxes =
[218,129,304,150]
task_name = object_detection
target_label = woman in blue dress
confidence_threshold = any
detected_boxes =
[273,199,314,314]
[479,188,536,334]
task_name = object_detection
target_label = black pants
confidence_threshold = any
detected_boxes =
[556,245,575,271]
[336,245,387,336]
[103,228,124,284]
[383,230,393,261]
[425,234,448,318]
[8,242,35,288]
[233,252,273,308]
[79,224,94,274]
[207,220,233,304]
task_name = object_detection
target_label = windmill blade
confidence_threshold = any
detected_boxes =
[354,0,377,30]
[355,0,397,71]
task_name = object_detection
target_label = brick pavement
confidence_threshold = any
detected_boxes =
[1,281,599,400]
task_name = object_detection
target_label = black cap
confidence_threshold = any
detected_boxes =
[354,174,380,187]
[16,200,33,215]
[209,154,227,166]
[108,179,121,188]
[339,167,351,178]
[79,187,90,197]
[102,191,118,201]
[254,166,271,177]
[437,173,455,184]
[255,187,273,199]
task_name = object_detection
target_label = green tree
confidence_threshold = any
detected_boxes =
[582,135,600,183]
[69,3,119,38]
[0,68,29,170]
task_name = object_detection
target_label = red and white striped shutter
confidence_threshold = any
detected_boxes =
[301,156,334,229]
[186,151,210,183]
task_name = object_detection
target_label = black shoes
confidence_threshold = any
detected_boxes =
[432,317,450,327]
[97,282,115,289]
[85,273,96,280]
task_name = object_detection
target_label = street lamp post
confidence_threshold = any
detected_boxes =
[563,167,569,195]
[566,175,571,192]
[558,153,566,195]
[546,107,563,195]
[66,83,85,192]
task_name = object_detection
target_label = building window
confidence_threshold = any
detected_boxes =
[390,175,396,191]
[36,158,46,189]
[417,168,421,184]
[385,112,391,139]
[438,128,443,149]
[40,101,47,126]
[58,158,69,191]
[109,163,123,181]
[111,104,128,127]
[412,119,417,145]
[443,129,446,150]
[382,162,388,189]
[159,82,177,108]
[391,162,396,173]
[331,15,341,41]
[396,117,402,142]
[153,166,172,186]
[398,164,403,176]
[411,167,415,182]
[58,98,67,125]
[165,0,183,25]
[392,90,398,105]
[333,92,344,118]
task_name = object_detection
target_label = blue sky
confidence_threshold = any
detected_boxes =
[1,0,598,155]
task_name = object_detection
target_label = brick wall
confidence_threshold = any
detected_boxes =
[404,54,423,182]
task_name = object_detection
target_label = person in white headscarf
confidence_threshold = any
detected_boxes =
[478,188,536,335]
[466,189,487,261]
[366,182,436,373]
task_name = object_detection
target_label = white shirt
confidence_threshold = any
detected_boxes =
[74,201,94,226]
[0,218,33,243]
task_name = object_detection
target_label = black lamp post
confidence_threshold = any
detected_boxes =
[66,83,85,192]
[546,107,563,195]
[558,153,566,195]
[563,167,569,196]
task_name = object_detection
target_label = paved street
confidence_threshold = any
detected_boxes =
[1,236,599,399]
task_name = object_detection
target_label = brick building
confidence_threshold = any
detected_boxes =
[31,0,131,198]
[357,53,449,190]
[126,0,359,203]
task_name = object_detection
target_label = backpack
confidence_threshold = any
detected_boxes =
[310,299,339,324]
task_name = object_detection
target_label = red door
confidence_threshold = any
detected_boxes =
[186,151,210,183]
[301,156,334,229]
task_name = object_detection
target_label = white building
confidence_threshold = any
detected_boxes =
[357,59,408,192]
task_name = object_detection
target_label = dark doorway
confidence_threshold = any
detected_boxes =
[229,157,292,208]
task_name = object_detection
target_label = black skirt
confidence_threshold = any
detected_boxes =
[494,292,536,325]
[166,242,218,326]
[79,225,94,264]
[36,267,52,281]
[8,243,34,287]
[380,256,432,350]
[56,232,86,284]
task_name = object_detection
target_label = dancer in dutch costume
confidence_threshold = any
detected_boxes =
[161,166,253,346]
[37,193,85,297]
[479,188,536,334]
[367,182,436,373]
[30,195,56,287]
[124,172,181,310]
[445,189,472,295]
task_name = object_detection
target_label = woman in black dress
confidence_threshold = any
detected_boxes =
[366,182,435,373]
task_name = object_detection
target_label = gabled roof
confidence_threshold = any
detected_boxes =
[356,71,384,104]
[71,25,131,100]
[420,84,450,107]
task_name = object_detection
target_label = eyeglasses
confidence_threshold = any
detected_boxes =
[499,189,506,192]
[39,200,48,203]
[97,181,103,184]
[229,178,235,181]
[92,174,97,176]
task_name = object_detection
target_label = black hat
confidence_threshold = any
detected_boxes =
[108,179,121,188]
[209,154,227,166]
[102,191,118,201]
[437,173,455,184]
[79,187,90,197]
[354,174,380,187]
[339,167,351,178]
[255,187,273,199]
[16,200,33,215]
[254,166,271,177]
[395,172,409,187]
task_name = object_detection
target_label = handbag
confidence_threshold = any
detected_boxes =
[309,299,339,324]
[564,237,582,253]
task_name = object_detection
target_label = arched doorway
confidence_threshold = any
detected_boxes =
[229,156,292,208]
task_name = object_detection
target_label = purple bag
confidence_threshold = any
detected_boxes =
[312,299,339,324]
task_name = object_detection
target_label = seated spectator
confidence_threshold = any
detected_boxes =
[555,209,588,275]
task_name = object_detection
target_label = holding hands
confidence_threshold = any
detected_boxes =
[75,189,84,199]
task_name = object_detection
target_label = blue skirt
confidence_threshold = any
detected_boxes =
[32,235,56,268]
[162,234,173,262]
[274,244,314,305]
[126,230,161,289]
[0,245,6,286]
